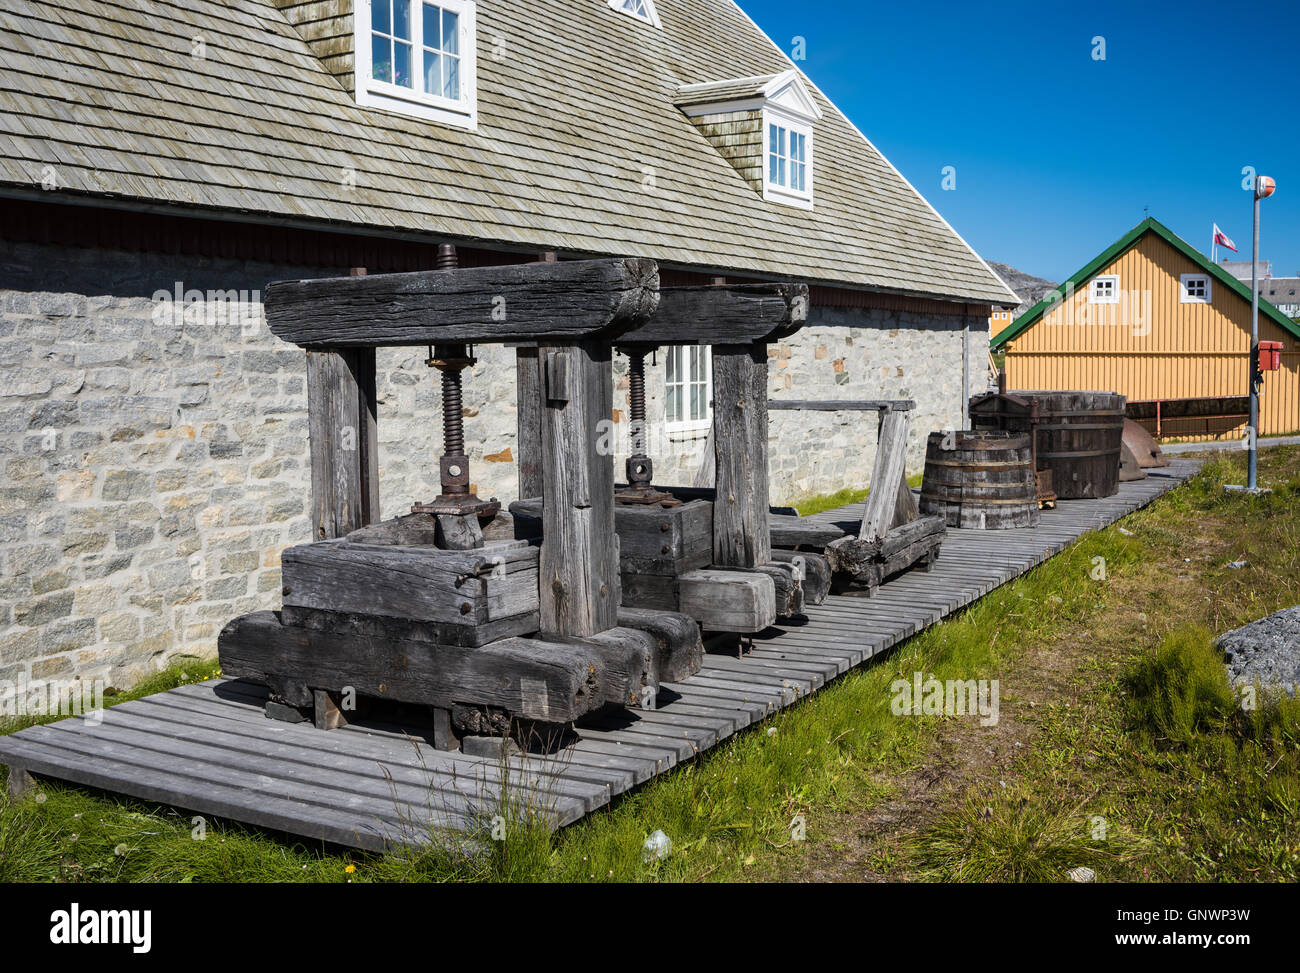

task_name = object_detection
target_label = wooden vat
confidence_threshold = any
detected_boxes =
[1017,390,1126,499]
[919,430,1039,529]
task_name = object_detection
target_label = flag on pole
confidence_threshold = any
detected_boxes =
[1213,223,1238,252]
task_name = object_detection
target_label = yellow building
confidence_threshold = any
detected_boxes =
[991,218,1299,440]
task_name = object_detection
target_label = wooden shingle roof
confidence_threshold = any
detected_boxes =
[0,0,1017,304]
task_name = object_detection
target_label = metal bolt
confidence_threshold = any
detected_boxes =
[460,602,472,614]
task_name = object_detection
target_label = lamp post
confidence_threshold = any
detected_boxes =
[1228,173,1275,495]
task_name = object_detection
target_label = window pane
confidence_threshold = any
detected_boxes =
[769,151,779,185]
[794,160,805,192]
[688,347,701,382]
[691,384,705,420]
[443,54,459,99]
[778,155,785,187]
[424,49,440,94]
[423,3,439,49]
[394,40,411,87]
[666,348,678,383]
[442,9,459,54]
[393,0,410,39]
[372,35,392,82]
[668,387,682,424]
[375,0,391,35]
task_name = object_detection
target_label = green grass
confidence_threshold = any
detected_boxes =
[905,446,1300,883]
[3,448,1297,883]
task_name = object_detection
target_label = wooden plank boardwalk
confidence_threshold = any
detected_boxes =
[0,460,1200,852]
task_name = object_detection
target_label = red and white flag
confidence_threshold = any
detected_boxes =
[1213,223,1238,252]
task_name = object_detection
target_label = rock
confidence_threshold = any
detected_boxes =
[1067,866,1096,883]
[642,829,672,863]
[1217,606,1300,694]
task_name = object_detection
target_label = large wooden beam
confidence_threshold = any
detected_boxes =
[265,258,659,347]
[768,399,915,412]
[711,344,771,568]
[619,282,808,346]
[306,348,380,540]
[538,342,619,638]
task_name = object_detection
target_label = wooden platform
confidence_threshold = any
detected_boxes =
[0,461,1200,851]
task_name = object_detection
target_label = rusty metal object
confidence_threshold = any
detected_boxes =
[1122,418,1169,469]
[615,348,680,507]
[412,245,500,519]
[1119,441,1147,481]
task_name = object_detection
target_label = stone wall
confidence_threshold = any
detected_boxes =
[0,239,984,688]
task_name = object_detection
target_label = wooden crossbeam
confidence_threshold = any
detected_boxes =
[618,282,808,346]
[264,258,659,347]
[768,399,915,412]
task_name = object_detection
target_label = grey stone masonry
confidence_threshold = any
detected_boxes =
[1,239,981,687]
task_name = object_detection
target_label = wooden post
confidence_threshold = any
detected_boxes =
[711,343,771,568]
[538,341,619,637]
[5,763,35,800]
[858,408,910,542]
[306,347,380,540]
[516,347,543,500]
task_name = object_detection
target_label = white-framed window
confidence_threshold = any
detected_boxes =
[608,0,661,26]
[355,0,477,130]
[1180,273,1212,304]
[763,116,813,208]
[1089,275,1120,305]
[664,345,711,433]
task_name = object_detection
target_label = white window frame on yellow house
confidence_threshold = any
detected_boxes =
[1179,273,1212,304]
[354,0,478,130]
[1089,275,1119,305]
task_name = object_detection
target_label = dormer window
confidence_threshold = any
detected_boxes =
[355,0,477,130]
[609,0,661,27]
[676,69,821,210]
[768,122,808,195]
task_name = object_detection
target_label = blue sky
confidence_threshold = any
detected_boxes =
[741,0,1300,283]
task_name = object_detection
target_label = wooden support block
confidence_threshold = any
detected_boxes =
[826,514,946,590]
[265,700,308,724]
[5,763,35,800]
[432,707,461,752]
[512,497,712,578]
[751,562,804,618]
[564,627,660,710]
[858,408,910,542]
[892,473,920,529]
[435,513,484,550]
[265,258,660,347]
[770,549,831,605]
[281,539,538,639]
[220,611,605,724]
[306,347,380,540]
[678,569,776,634]
[712,344,772,569]
[616,606,704,683]
[313,689,348,731]
[539,342,619,638]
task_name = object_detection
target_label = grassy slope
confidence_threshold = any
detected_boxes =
[2,449,1296,883]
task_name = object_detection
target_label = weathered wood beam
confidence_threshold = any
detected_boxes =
[265,258,659,347]
[621,570,776,633]
[618,282,808,346]
[770,549,832,605]
[768,399,915,412]
[711,344,772,568]
[539,342,619,637]
[219,611,605,724]
[515,347,543,500]
[306,348,380,540]
[858,409,910,543]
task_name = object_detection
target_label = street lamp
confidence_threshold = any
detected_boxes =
[1226,173,1276,495]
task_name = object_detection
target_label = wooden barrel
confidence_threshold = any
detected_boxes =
[919,431,1039,529]
[1013,390,1126,499]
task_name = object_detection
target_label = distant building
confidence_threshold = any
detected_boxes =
[1220,259,1272,281]
[993,218,1299,441]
